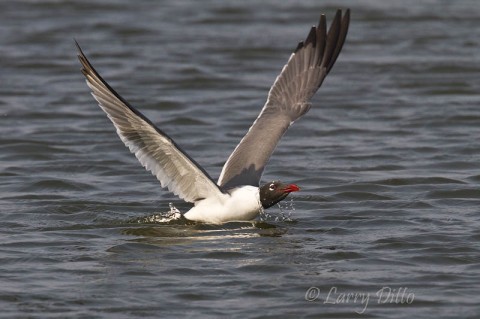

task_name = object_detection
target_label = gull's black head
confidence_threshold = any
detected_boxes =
[259,180,300,209]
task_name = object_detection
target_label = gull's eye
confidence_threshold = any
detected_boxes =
[269,184,276,191]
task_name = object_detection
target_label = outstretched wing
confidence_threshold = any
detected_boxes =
[76,42,224,203]
[217,9,350,189]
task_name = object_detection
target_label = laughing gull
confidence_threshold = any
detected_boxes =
[77,9,350,224]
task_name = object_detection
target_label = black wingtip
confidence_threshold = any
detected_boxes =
[74,39,83,56]
[318,14,326,29]
[74,39,89,70]
[295,9,350,58]
[74,40,91,77]
[304,26,317,47]
[326,8,350,73]
[294,41,304,53]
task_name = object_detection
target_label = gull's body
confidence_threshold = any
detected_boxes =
[77,9,350,224]
[184,186,261,224]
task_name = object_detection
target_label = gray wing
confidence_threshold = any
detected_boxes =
[217,9,350,189]
[76,42,224,203]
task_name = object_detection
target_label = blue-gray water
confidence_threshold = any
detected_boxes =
[1,1,480,318]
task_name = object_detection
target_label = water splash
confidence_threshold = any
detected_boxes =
[259,198,296,222]
[275,197,296,222]
[134,203,184,224]
[132,200,297,225]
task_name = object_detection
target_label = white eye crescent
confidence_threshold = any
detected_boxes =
[269,184,276,191]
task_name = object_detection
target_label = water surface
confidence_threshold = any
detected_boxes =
[1,1,480,318]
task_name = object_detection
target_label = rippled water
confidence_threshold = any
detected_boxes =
[1,0,480,318]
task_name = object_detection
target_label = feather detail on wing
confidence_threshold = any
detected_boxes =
[76,42,224,203]
[218,9,350,189]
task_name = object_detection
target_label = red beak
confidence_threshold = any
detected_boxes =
[283,184,300,193]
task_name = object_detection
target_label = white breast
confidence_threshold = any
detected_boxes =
[183,186,261,224]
